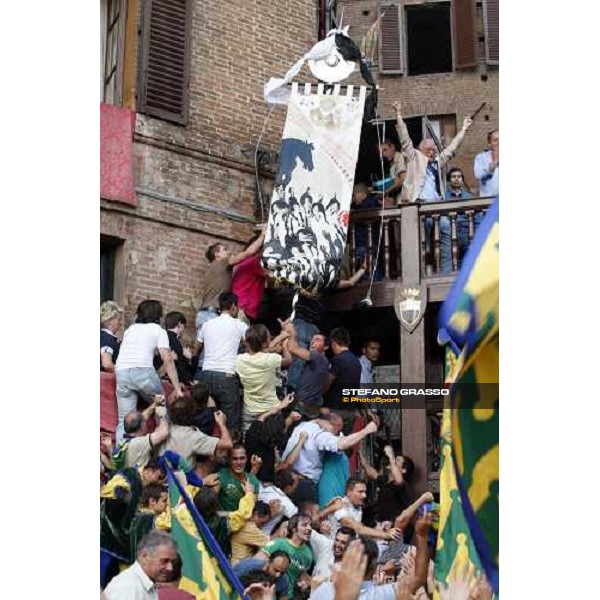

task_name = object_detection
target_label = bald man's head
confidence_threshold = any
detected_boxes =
[124,410,144,435]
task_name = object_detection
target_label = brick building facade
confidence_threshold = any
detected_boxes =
[100,0,498,325]
[100,0,317,326]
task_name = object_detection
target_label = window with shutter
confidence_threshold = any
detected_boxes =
[379,3,404,75]
[451,0,477,69]
[138,0,193,125]
[483,0,499,65]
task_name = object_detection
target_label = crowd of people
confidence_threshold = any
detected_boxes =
[99,110,498,600]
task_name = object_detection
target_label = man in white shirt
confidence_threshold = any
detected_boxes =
[310,526,356,581]
[281,413,378,504]
[259,469,299,535]
[197,291,248,433]
[474,129,499,197]
[104,530,178,600]
[328,479,402,542]
[310,537,401,600]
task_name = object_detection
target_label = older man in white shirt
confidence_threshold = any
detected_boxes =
[104,530,178,600]
[281,413,378,504]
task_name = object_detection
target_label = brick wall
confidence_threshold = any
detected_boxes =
[101,0,317,326]
[338,0,499,191]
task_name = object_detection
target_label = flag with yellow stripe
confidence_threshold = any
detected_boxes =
[437,199,499,594]
[167,468,244,600]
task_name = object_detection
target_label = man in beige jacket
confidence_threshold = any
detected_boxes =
[393,101,473,204]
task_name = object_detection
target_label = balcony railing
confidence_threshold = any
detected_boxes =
[347,196,494,282]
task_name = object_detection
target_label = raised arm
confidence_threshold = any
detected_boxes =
[214,410,233,451]
[337,421,378,452]
[316,497,344,520]
[280,339,292,368]
[439,116,473,167]
[278,430,308,471]
[408,512,433,594]
[338,260,367,289]
[257,394,295,422]
[394,491,434,532]
[358,451,379,481]
[228,230,266,266]
[383,445,404,486]
[339,516,402,542]
[141,394,165,422]
[280,321,311,361]
[393,101,417,163]
[149,410,170,447]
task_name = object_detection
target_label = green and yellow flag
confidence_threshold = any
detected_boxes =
[167,469,244,600]
[437,199,499,594]
[433,401,483,598]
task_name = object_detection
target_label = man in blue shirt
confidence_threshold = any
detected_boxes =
[444,167,474,268]
[474,129,499,197]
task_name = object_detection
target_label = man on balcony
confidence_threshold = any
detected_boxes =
[377,139,406,205]
[393,101,473,274]
[474,129,499,197]
[445,167,475,268]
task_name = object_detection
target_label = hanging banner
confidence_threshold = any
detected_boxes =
[262,84,367,290]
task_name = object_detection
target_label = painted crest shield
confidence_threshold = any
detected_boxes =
[394,285,427,332]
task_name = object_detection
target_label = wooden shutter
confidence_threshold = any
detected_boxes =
[452,0,477,69]
[483,0,499,65]
[379,2,404,74]
[138,0,192,125]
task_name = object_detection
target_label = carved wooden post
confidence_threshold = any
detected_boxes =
[383,218,390,279]
[467,210,475,242]
[419,213,427,278]
[450,212,458,271]
[433,215,441,273]
[399,203,428,492]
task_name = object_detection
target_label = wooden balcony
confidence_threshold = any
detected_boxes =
[324,196,494,494]
[326,196,494,311]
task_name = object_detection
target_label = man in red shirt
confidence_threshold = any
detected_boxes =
[232,243,269,324]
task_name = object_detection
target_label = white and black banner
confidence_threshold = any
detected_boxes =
[262,84,367,290]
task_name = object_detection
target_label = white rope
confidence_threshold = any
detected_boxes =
[289,289,300,322]
[360,115,389,305]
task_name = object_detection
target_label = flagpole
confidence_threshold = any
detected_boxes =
[166,467,248,599]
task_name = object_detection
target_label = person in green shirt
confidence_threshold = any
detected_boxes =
[128,484,169,561]
[255,514,314,596]
[205,443,260,512]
